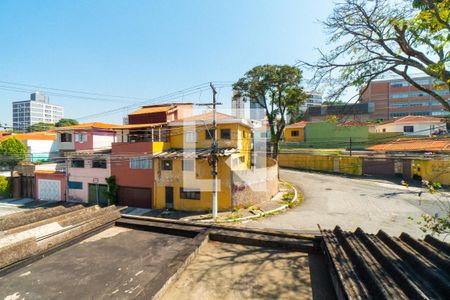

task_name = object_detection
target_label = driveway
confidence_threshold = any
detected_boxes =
[244,169,449,238]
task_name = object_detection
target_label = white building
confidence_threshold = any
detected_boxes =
[12,92,64,132]
[374,116,447,136]
[231,90,245,119]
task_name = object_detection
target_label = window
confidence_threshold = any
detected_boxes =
[184,131,197,143]
[220,128,231,139]
[205,129,215,140]
[92,159,107,169]
[130,157,152,169]
[68,181,83,189]
[162,160,172,170]
[60,133,72,142]
[71,159,85,168]
[291,130,299,137]
[180,187,201,200]
[182,159,194,171]
[403,126,414,133]
[75,133,88,143]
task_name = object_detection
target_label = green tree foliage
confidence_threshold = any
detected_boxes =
[0,137,27,177]
[29,122,54,132]
[233,65,308,158]
[55,118,79,127]
[0,175,10,197]
[303,0,450,111]
[104,175,119,205]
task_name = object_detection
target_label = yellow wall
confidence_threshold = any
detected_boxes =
[284,127,305,142]
[278,153,362,176]
[154,157,233,211]
[153,122,252,211]
[152,142,170,154]
[412,159,450,185]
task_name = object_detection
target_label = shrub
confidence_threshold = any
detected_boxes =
[0,176,10,197]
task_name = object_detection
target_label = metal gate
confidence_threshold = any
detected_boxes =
[118,187,152,209]
[88,184,109,207]
[362,159,395,177]
[37,179,60,201]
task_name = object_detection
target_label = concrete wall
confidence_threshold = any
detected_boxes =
[26,140,58,162]
[375,122,447,136]
[231,158,279,208]
[278,153,363,176]
[412,159,450,185]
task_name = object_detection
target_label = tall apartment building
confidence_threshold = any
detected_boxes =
[12,92,64,132]
[360,76,450,121]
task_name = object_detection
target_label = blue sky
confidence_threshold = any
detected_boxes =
[0,0,334,125]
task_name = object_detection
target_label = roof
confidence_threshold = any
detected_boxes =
[380,116,445,125]
[34,170,65,175]
[112,122,167,129]
[169,112,252,128]
[65,148,112,157]
[0,132,56,142]
[367,138,450,152]
[286,121,307,128]
[153,147,238,159]
[128,105,176,116]
[56,122,120,130]
[322,226,450,299]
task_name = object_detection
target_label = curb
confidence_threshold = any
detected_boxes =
[194,182,299,224]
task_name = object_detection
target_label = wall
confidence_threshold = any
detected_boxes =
[128,111,167,125]
[111,141,155,189]
[67,158,111,202]
[34,172,66,201]
[89,130,115,150]
[231,158,279,208]
[284,127,305,142]
[412,159,450,185]
[278,153,362,176]
[154,157,232,211]
[375,122,446,136]
[26,140,58,162]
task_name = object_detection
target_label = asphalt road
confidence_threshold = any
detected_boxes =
[245,169,449,238]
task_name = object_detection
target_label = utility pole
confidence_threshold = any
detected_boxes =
[197,83,222,220]
[349,137,352,156]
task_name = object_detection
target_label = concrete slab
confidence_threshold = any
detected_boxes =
[0,226,190,300]
[161,241,317,300]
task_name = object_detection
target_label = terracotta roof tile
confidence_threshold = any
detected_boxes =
[178,111,236,121]
[0,132,56,142]
[286,121,307,128]
[56,122,120,130]
[382,116,445,125]
[367,138,450,152]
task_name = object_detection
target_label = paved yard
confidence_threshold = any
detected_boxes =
[245,169,449,238]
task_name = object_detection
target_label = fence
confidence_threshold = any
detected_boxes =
[231,158,279,208]
[278,153,450,185]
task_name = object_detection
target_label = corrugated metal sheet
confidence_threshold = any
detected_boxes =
[153,147,238,159]
[322,226,450,299]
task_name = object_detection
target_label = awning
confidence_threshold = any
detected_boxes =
[153,147,238,159]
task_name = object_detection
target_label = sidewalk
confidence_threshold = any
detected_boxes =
[181,182,299,223]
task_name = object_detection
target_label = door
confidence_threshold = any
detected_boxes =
[402,160,412,180]
[165,187,174,209]
[88,184,108,207]
[118,187,152,208]
[38,179,61,201]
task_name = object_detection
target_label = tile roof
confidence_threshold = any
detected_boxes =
[128,105,176,116]
[178,111,236,121]
[322,226,450,299]
[367,138,450,152]
[0,132,56,142]
[286,121,307,128]
[382,115,445,125]
[112,122,166,129]
[56,122,120,130]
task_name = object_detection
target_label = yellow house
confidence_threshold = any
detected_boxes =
[284,121,306,142]
[153,112,253,211]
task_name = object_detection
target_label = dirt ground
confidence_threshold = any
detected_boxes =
[161,241,313,300]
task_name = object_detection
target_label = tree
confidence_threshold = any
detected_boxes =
[104,176,119,205]
[302,0,450,112]
[0,137,27,178]
[55,118,79,127]
[233,65,308,158]
[29,122,54,132]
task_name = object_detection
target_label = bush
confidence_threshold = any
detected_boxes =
[0,176,10,198]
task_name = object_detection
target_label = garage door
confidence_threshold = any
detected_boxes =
[38,179,61,201]
[118,187,152,209]
[362,159,395,177]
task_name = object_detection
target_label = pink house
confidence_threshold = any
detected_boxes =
[56,122,119,154]
[66,149,111,205]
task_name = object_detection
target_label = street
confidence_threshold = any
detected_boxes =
[245,169,449,238]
